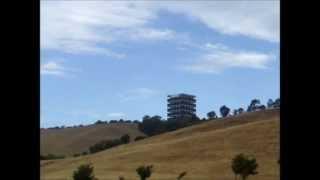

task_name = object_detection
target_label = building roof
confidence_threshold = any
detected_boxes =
[167,93,196,98]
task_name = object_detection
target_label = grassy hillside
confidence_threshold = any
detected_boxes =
[41,123,146,156]
[41,109,279,180]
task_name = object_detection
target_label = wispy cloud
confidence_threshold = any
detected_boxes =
[159,1,279,42]
[118,88,159,102]
[107,112,125,118]
[41,1,175,58]
[180,42,275,74]
[41,1,278,59]
[40,61,79,77]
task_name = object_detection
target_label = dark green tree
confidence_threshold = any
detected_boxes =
[274,98,280,108]
[207,111,217,119]
[247,99,261,112]
[232,154,258,180]
[258,105,266,110]
[138,115,165,136]
[136,165,153,180]
[233,109,238,116]
[238,108,244,114]
[94,120,103,124]
[220,105,230,117]
[267,99,274,108]
[73,163,97,180]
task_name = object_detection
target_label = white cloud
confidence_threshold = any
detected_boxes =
[41,1,174,57]
[159,1,279,42]
[41,61,65,76]
[181,45,275,74]
[204,42,229,51]
[129,28,175,41]
[118,88,158,102]
[107,112,125,118]
[41,1,279,58]
[40,61,78,77]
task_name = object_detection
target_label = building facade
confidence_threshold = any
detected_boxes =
[167,93,196,120]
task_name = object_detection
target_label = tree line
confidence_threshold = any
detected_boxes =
[42,98,279,133]
[139,98,280,137]
[207,98,280,119]
[43,119,140,130]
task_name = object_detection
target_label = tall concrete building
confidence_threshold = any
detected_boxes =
[167,93,196,120]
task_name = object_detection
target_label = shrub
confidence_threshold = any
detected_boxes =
[89,138,124,154]
[134,136,146,141]
[232,153,258,180]
[73,153,81,157]
[73,163,97,180]
[136,165,153,180]
[120,134,130,144]
[41,154,65,160]
[177,171,187,180]
[82,151,88,156]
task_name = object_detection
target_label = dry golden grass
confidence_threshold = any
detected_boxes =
[41,123,145,156]
[41,109,279,180]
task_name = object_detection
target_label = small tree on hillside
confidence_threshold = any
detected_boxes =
[232,154,258,180]
[94,120,103,125]
[267,99,274,108]
[274,98,280,108]
[233,109,238,116]
[238,108,244,114]
[120,134,130,144]
[134,136,146,141]
[220,105,230,117]
[136,165,153,180]
[247,99,261,112]
[73,163,97,180]
[259,105,266,110]
[207,111,217,119]
[177,171,187,180]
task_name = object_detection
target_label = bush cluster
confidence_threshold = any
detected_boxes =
[89,134,131,154]
[40,154,65,160]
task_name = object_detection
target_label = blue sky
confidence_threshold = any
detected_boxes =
[40,1,280,128]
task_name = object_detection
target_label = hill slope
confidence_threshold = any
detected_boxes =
[41,109,279,180]
[41,123,146,156]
